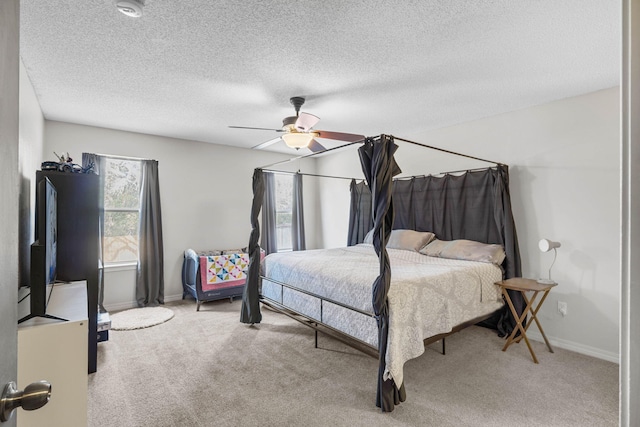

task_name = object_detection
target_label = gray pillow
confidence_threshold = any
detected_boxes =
[364,229,436,252]
[419,239,449,257]
[419,239,506,265]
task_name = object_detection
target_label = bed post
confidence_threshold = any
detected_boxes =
[358,134,405,412]
[240,168,264,324]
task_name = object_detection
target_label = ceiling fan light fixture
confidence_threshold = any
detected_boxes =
[281,132,315,149]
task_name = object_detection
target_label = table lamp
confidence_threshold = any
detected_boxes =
[537,238,561,285]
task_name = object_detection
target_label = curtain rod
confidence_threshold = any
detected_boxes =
[390,135,504,167]
[92,152,155,162]
[258,134,505,172]
[261,169,358,181]
[264,165,498,184]
[257,140,364,170]
[393,166,501,180]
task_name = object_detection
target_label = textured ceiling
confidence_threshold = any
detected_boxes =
[19,0,620,153]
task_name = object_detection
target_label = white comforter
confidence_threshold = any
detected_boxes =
[262,244,504,387]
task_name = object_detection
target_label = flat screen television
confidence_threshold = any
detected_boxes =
[19,176,66,323]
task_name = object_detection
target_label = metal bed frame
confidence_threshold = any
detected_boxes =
[252,136,505,359]
[258,273,501,359]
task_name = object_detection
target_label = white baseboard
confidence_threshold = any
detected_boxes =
[104,293,185,312]
[527,331,619,364]
[103,301,137,312]
[164,294,185,304]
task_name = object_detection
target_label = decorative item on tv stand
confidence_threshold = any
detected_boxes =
[537,238,561,285]
[40,152,94,174]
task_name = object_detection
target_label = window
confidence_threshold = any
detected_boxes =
[274,173,293,252]
[103,157,142,264]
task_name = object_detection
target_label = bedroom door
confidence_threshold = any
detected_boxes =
[0,0,50,423]
[0,0,19,424]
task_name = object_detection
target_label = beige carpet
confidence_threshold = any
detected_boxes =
[110,307,175,330]
[88,299,618,427]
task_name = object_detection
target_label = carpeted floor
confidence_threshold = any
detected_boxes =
[88,299,618,427]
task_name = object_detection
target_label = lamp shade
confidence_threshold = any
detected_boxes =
[281,132,314,149]
[538,239,561,253]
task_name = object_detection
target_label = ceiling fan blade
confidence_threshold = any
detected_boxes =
[229,125,284,132]
[307,139,326,153]
[252,136,282,150]
[295,112,320,132]
[314,130,365,142]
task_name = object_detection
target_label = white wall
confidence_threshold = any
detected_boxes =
[317,88,620,362]
[313,146,364,248]
[622,2,640,422]
[18,60,45,286]
[43,122,319,310]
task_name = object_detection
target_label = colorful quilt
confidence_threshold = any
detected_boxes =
[199,252,250,291]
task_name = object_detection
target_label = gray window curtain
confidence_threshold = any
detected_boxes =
[136,160,164,307]
[82,153,106,312]
[291,172,306,251]
[347,179,373,246]
[261,172,277,255]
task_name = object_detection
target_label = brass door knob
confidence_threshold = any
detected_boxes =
[0,381,51,422]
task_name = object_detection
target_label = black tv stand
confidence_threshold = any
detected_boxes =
[36,170,101,374]
[18,282,68,324]
[18,313,67,324]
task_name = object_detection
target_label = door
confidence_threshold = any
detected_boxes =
[1,0,20,425]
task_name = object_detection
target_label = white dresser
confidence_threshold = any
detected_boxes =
[17,282,88,427]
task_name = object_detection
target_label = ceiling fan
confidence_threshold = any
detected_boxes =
[229,96,365,152]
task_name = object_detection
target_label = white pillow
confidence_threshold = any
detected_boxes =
[363,229,436,252]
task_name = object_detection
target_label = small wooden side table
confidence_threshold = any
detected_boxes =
[496,277,557,363]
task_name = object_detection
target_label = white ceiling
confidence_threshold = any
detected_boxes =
[19,0,620,154]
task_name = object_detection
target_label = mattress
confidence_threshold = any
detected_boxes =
[261,243,504,387]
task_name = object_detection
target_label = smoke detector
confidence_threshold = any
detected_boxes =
[116,0,143,18]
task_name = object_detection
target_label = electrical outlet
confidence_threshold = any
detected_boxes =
[558,301,567,317]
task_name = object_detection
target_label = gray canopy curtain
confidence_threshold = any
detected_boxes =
[242,170,305,323]
[136,159,164,307]
[348,165,524,336]
[241,168,264,324]
[261,172,277,255]
[347,178,373,246]
[82,153,106,311]
[358,134,404,412]
[393,167,523,336]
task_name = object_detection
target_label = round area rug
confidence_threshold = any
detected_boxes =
[110,307,174,330]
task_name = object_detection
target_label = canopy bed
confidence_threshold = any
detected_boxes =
[240,134,523,412]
